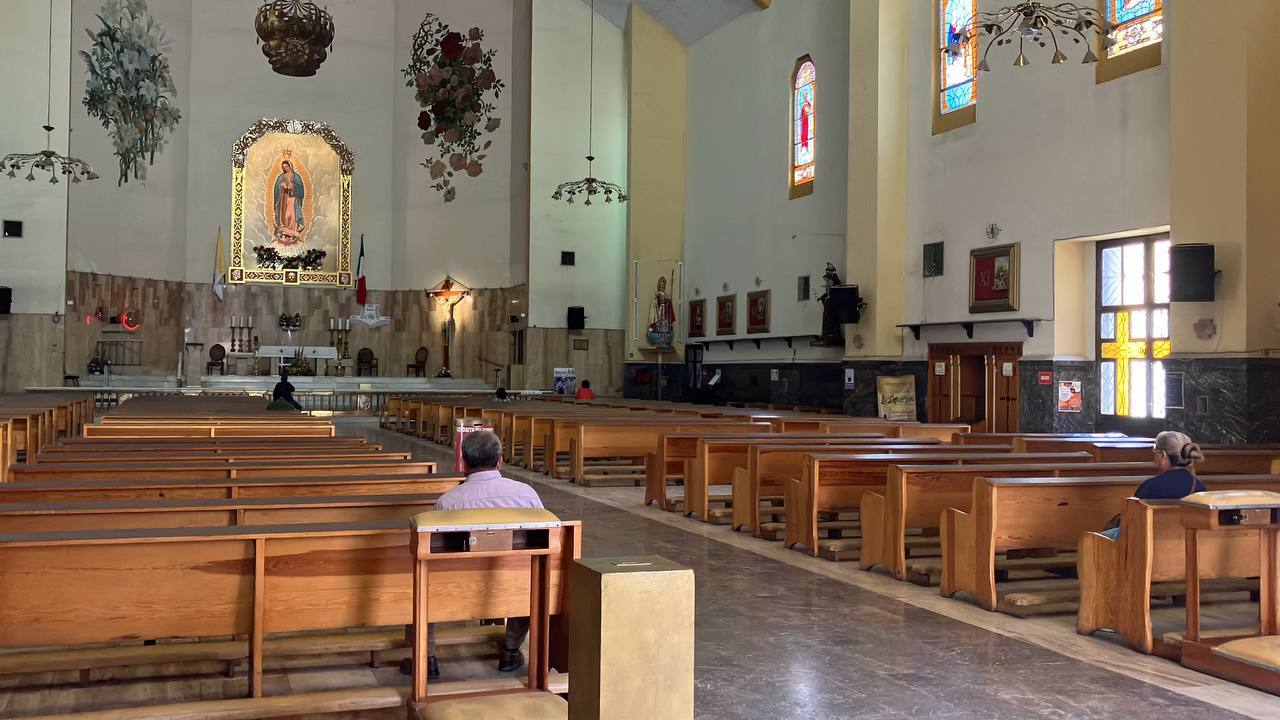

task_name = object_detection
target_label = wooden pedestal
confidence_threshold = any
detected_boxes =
[568,556,694,720]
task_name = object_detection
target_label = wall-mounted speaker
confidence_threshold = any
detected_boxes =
[828,285,867,324]
[2,220,22,238]
[1171,244,1215,302]
[567,306,586,330]
[561,251,576,266]
[0,286,10,315]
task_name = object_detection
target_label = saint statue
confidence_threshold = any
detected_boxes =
[646,275,676,349]
[818,262,845,346]
[272,160,305,245]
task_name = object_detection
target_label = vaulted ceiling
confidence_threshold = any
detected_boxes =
[584,0,766,46]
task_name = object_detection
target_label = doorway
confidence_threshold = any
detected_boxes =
[927,342,1022,433]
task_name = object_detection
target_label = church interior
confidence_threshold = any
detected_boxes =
[3,0,1280,718]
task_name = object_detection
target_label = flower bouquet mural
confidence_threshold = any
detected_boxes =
[81,0,181,185]
[402,13,504,202]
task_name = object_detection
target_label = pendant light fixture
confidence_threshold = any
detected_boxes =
[550,0,627,206]
[1,0,98,184]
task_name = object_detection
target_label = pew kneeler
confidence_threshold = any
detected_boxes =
[409,508,569,720]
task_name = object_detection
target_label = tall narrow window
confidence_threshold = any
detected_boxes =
[790,56,815,199]
[1096,0,1163,83]
[1097,236,1171,419]
[933,0,977,134]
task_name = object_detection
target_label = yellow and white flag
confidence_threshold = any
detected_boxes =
[213,226,228,301]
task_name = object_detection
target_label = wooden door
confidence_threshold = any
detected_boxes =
[991,353,1020,433]
[926,342,1022,433]
[926,353,955,422]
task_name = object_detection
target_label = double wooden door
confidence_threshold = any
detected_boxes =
[926,342,1021,433]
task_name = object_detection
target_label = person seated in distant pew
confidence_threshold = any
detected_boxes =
[265,371,303,411]
[426,430,544,679]
[1100,431,1205,539]
[574,379,595,401]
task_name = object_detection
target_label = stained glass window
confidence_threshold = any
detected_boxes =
[1097,236,1171,418]
[1105,0,1164,59]
[791,57,816,196]
[938,0,977,115]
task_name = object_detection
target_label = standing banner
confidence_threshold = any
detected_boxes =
[875,375,917,421]
[553,367,577,395]
[454,418,495,472]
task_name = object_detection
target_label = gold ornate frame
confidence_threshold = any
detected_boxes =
[968,242,1020,314]
[229,118,354,287]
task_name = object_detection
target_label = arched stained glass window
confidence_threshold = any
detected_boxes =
[790,56,815,199]
[1105,0,1163,59]
[939,0,977,114]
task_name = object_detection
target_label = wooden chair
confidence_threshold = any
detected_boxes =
[406,347,429,377]
[356,347,379,376]
[206,344,227,375]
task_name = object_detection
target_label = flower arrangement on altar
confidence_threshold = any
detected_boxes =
[254,246,327,271]
[402,13,504,203]
[81,0,181,186]
[278,313,303,331]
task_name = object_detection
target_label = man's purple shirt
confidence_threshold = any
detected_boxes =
[435,469,544,511]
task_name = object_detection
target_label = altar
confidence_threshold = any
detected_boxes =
[257,345,340,376]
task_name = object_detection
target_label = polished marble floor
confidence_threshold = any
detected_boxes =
[354,422,1280,720]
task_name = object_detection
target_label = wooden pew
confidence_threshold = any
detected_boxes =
[0,410,48,465]
[38,438,374,459]
[730,442,1001,534]
[643,431,883,511]
[784,451,1084,560]
[859,461,1151,581]
[0,472,462,503]
[82,423,338,439]
[27,447,404,463]
[955,432,1127,446]
[51,435,369,449]
[821,421,972,442]
[941,474,1280,613]
[8,457,436,483]
[1014,438,1280,470]
[0,518,580,704]
[563,420,771,485]
[1077,497,1260,655]
[0,492,445,532]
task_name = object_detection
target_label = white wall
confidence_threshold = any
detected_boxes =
[682,0,850,362]
[62,0,521,291]
[901,0,1170,358]
[527,0,627,330]
[0,0,71,313]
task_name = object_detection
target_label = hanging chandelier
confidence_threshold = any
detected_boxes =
[255,0,335,77]
[551,0,627,206]
[2,0,98,184]
[950,2,1110,70]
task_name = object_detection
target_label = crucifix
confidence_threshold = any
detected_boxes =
[427,276,470,378]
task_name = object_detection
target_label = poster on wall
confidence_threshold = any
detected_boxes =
[968,243,1020,313]
[688,299,706,338]
[747,290,771,334]
[876,375,917,421]
[229,118,354,287]
[843,368,855,391]
[1057,380,1082,413]
[716,294,736,336]
[553,367,577,395]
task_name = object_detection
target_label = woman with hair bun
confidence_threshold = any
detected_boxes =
[1135,431,1207,500]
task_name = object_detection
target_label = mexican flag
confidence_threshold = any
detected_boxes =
[213,226,227,301]
[355,234,367,305]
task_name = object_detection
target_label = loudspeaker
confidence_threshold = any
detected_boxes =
[0,287,10,315]
[828,285,867,324]
[568,306,586,330]
[1170,244,1215,302]
[2,220,21,238]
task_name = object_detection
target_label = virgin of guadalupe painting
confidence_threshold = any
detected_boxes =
[272,159,306,245]
[230,118,354,287]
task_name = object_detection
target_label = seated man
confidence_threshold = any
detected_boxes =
[267,371,303,411]
[429,430,544,679]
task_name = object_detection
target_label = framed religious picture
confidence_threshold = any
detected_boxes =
[688,298,707,338]
[229,118,354,287]
[969,243,1019,313]
[716,294,736,336]
[747,290,771,334]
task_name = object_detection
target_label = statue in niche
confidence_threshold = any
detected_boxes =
[272,159,306,245]
[646,274,676,349]
[818,262,845,346]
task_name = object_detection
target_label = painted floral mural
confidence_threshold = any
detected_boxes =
[81,0,181,185]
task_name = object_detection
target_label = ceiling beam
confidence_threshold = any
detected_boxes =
[753,0,772,8]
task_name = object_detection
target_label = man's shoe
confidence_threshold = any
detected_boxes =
[497,649,524,672]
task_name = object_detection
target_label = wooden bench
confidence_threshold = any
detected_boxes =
[82,423,338,438]
[563,420,771,485]
[27,447,404,463]
[8,457,436,483]
[0,409,49,465]
[859,461,1151,582]
[0,472,462,503]
[730,442,1004,534]
[0,518,579,704]
[642,431,884,511]
[785,452,1086,560]
[941,474,1280,613]
[820,421,972,442]
[0,492,446,532]
[955,432,1127,445]
[1077,497,1260,655]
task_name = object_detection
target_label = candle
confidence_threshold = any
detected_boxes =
[232,316,239,329]
[248,315,253,329]
[345,318,351,330]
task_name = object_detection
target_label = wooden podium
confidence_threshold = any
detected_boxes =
[569,556,694,720]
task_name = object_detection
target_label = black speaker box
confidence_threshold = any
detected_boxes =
[0,287,11,315]
[1170,244,1215,302]
[567,306,586,330]
[828,285,866,324]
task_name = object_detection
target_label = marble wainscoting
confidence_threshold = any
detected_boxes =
[842,361,929,419]
[0,313,65,393]
[1019,360,1100,433]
